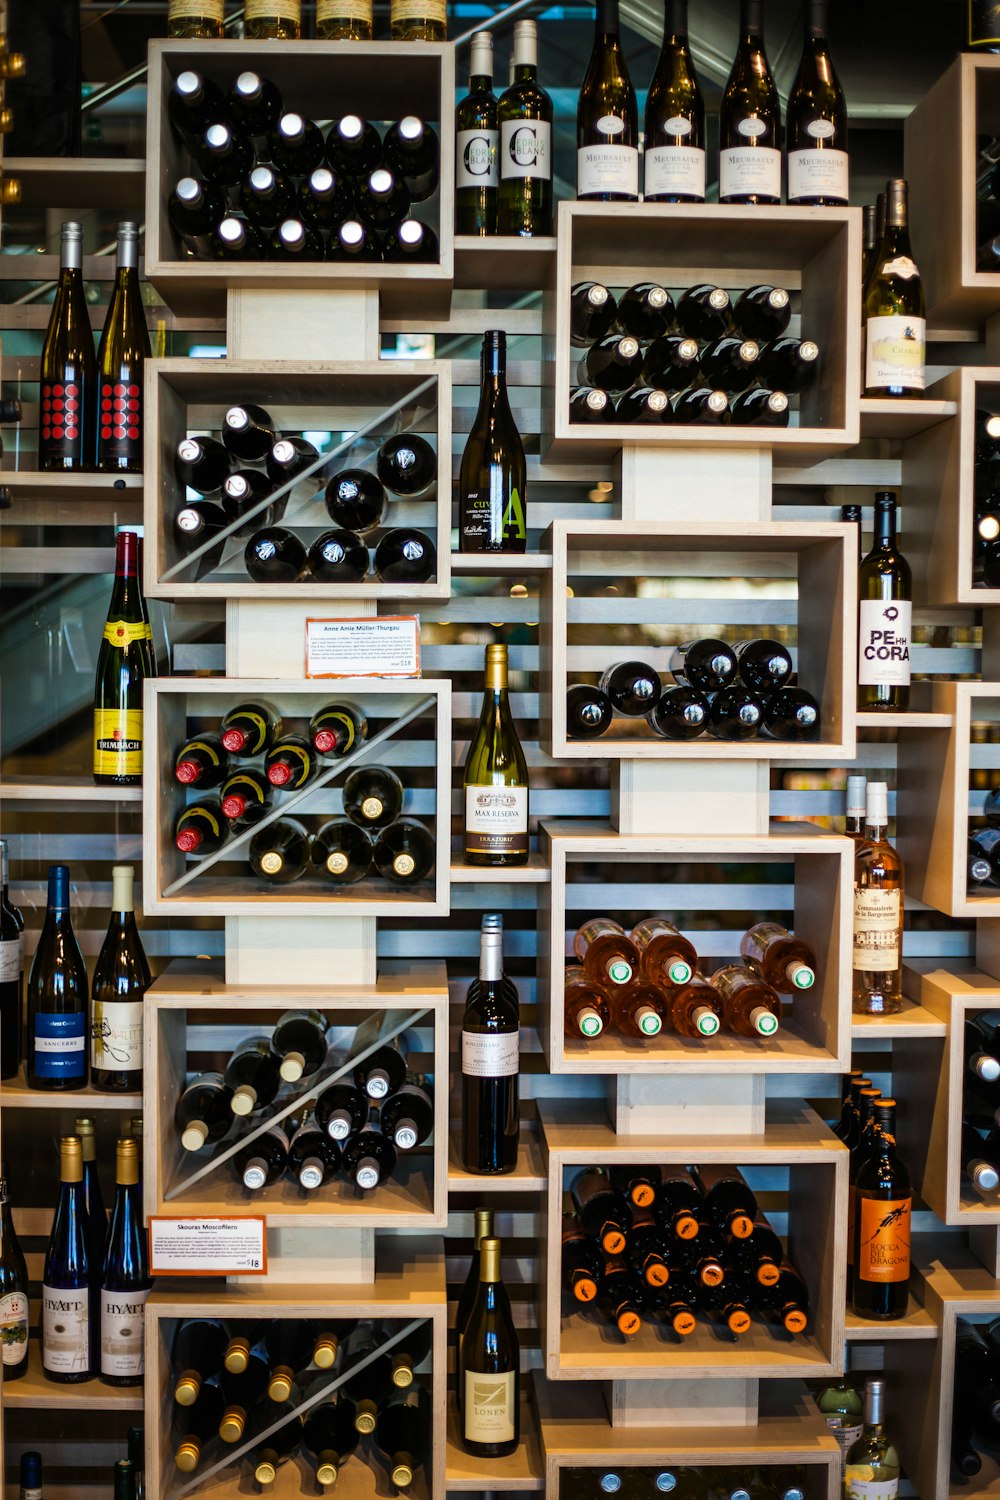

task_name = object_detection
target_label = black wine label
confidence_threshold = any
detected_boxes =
[98,379,142,465]
[39,380,88,464]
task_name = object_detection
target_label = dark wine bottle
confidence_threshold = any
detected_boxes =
[75,1117,107,1277]
[168,176,224,256]
[223,403,275,464]
[377,434,437,496]
[248,820,311,884]
[600,1258,648,1333]
[0,1174,29,1381]
[240,165,294,227]
[99,1138,149,1387]
[221,701,282,758]
[269,112,325,176]
[497,20,553,236]
[462,923,519,1173]
[312,819,373,885]
[225,1037,281,1118]
[271,1009,330,1082]
[344,765,404,830]
[90,865,150,1093]
[584,333,643,392]
[97,223,149,475]
[247,1400,302,1486]
[569,385,615,423]
[211,215,266,260]
[571,1169,630,1254]
[39,222,97,473]
[233,1126,289,1193]
[599,660,661,716]
[570,281,617,346]
[669,638,737,694]
[270,217,324,261]
[309,703,368,758]
[653,1166,703,1242]
[355,167,411,232]
[244,527,307,583]
[173,1380,227,1471]
[731,387,790,426]
[617,387,672,424]
[706,685,765,740]
[615,283,675,342]
[229,70,283,138]
[380,1078,435,1149]
[353,1026,409,1102]
[459,331,527,552]
[219,770,270,832]
[375,1387,432,1483]
[374,528,437,585]
[758,336,820,393]
[167,70,227,151]
[719,0,782,205]
[576,0,639,202]
[644,0,705,203]
[0,839,23,1082]
[265,734,317,790]
[342,1122,397,1189]
[316,1083,368,1142]
[851,1099,911,1319]
[176,435,229,494]
[699,335,761,394]
[561,1213,602,1303]
[567,682,614,739]
[456,32,499,235]
[175,1073,234,1153]
[42,1136,95,1382]
[175,802,225,857]
[384,116,439,201]
[217,1351,270,1441]
[299,166,354,230]
[175,733,227,788]
[308,529,369,584]
[647,684,710,740]
[673,386,731,424]
[858,492,911,712]
[325,470,387,534]
[326,114,383,180]
[642,333,701,391]
[383,219,440,262]
[288,1122,341,1190]
[733,637,792,693]
[733,284,792,341]
[197,123,254,188]
[459,1237,519,1456]
[760,686,821,741]
[676,283,733,339]
[695,1164,757,1240]
[27,865,88,1091]
[93,530,154,787]
[787,0,848,206]
[302,1398,360,1489]
[328,218,383,262]
[373,820,437,885]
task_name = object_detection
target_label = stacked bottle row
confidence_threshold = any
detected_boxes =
[561,1468,810,1500]
[566,918,816,1042]
[166,69,439,264]
[173,398,437,586]
[951,1319,1000,1477]
[167,0,446,41]
[562,1165,811,1341]
[834,1074,912,1319]
[569,280,819,430]
[960,1011,1000,1198]
[168,1315,430,1486]
[973,407,1000,588]
[568,641,821,744]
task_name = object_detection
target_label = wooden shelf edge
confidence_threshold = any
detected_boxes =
[445,1393,544,1490]
[1,776,143,803]
[449,852,550,883]
[5,1339,144,1409]
[447,1130,548,1193]
[0,1067,142,1109]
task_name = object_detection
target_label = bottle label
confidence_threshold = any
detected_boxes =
[853,888,901,971]
[169,0,225,15]
[464,1368,516,1443]
[93,707,144,778]
[246,0,300,14]
[0,1290,29,1367]
[457,128,499,190]
[826,1416,864,1458]
[101,1287,149,1377]
[577,144,639,198]
[42,1285,90,1373]
[91,999,144,1071]
[317,0,372,16]
[39,380,86,463]
[500,120,552,181]
[394,853,416,877]
[98,380,142,464]
[865,314,926,391]
[465,785,528,857]
[787,145,849,202]
[103,619,152,647]
[845,1474,899,1500]
[719,145,781,199]
[392,0,446,19]
[462,1028,519,1077]
[858,600,911,686]
[33,1011,87,1079]
[643,144,706,199]
[0,936,20,984]
[857,1195,911,1283]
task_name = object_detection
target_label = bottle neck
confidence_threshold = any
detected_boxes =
[480,931,503,983]
[114,530,141,579]
[596,0,621,38]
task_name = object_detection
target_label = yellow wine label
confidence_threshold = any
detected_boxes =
[503,487,526,542]
[169,0,224,15]
[865,314,926,392]
[93,709,143,777]
[317,0,372,18]
[392,0,445,19]
[103,619,151,648]
[393,853,416,877]
[463,1369,516,1443]
[326,852,350,874]
[260,852,283,875]
[245,0,300,14]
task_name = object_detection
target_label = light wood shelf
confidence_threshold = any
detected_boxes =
[447,1129,547,1193]
[4,1340,143,1411]
[445,1393,544,1491]
[450,851,550,883]
[0,1068,142,1110]
[450,551,553,574]
[859,398,958,438]
[453,236,557,292]
[844,1296,939,1341]
[1,776,143,803]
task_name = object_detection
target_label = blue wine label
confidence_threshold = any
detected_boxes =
[33,1012,87,1079]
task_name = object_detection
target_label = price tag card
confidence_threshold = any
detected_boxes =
[148,1216,267,1276]
[306,615,421,679]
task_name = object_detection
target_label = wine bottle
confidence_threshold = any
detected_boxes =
[462,921,519,1173]
[168,176,224,257]
[326,115,383,180]
[851,1099,911,1320]
[355,167,411,233]
[342,1121,397,1189]
[384,116,439,203]
[316,0,373,37]
[174,733,227,789]
[343,765,404,832]
[669,639,738,694]
[378,1077,433,1151]
[677,283,732,339]
[174,801,225,857]
[167,70,227,149]
[733,636,792,693]
[584,333,643,392]
[694,1165,757,1240]
[374,529,438,585]
[42,1135,95,1382]
[173,1319,228,1405]
[644,0,705,202]
[642,333,701,390]
[455,31,500,236]
[225,1037,281,1117]
[390,0,445,40]
[229,70,283,138]
[652,1166,702,1241]
[569,385,614,423]
[733,285,792,342]
[600,1259,646,1335]
[248,1400,303,1486]
[755,1263,810,1333]
[570,282,617,346]
[843,1382,901,1500]
[27,865,88,1091]
[699,335,761,394]
[168,0,224,38]
[223,405,275,467]
[265,735,317,792]
[575,918,638,988]
[760,685,821,740]
[175,1073,234,1152]
[457,1210,496,1406]
[600,660,661,715]
[325,470,387,534]
[271,1010,330,1083]
[571,1170,630,1253]
[39,222,97,472]
[759,336,820,392]
[212,215,266,260]
[646,685,709,740]
[459,331,527,552]
[372,820,436,885]
[218,1351,270,1442]
[100,1138,149,1387]
[312,819,373,885]
[97,223,149,475]
[309,529,369,584]
[463,644,530,866]
[847,1086,882,1267]
[0,1174,29,1381]
[577,0,639,202]
[303,1397,360,1487]
[94,529,154,786]
[719,0,782,205]
[90,865,150,1093]
[220,701,282,759]
[460,1237,519,1456]
[244,527,307,583]
[288,1121,341,1189]
[176,435,228,496]
[316,1082,368,1142]
[269,216,324,261]
[173,1380,227,1471]
[713,964,781,1037]
[497,21,553,236]
[963,1123,1000,1196]
[864,179,926,397]
[728,1214,784,1289]
[567,682,614,739]
[706,686,765,741]
[630,917,697,987]
[234,1126,289,1192]
[786,0,848,205]
[611,983,665,1038]
[651,1277,698,1337]
[219,770,271,829]
[605,1165,660,1213]
[0,839,23,1081]
[564,965,611,1039]
[383,219,440,263]
[377,433,437,496]
[858,492,911,712]
[740,922,816,994]
[296,168,353,231]
[732,383,790,423]
[267,112,323,177]
[197,124,253,189]
[322,220,380,264]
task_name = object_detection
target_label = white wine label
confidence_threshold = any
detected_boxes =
[644,144,705,199]
[500,119,551,181]
[844,1472,898,1500]
[148,1216,267,1276]
[826,1417,864,1458]
[101,1288,149,1377]
[33,1011,86,1081]
[457,128,499,189]
[462,1028,519,1077]
[0,1290,29,1367]
[881,256,919,281]
[317,0,373,18]
[858,600,911,687]
[392,0,446,19]
[853,888,901,971]
[245,0,300,15]
[0,936,20,985]
[42,1285,90,1373]
[865,314,926,391]
[719,145,781,200]
[577,144,639,197]
[94,707,143,779]
[787,147,849,202]
[169,0,224,14]
[465,785,528,858]
[464,1368,516,1443]
[91,999,143,1071]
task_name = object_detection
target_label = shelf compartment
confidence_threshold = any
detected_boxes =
[544,519,855,761]
[445,1390,544,1491]
[144,40,454,317]
[539,821,852,1075]
[143,676,451,916]
[4,1338,144,1410]
[146,957,448,1229]
[0,1068,142,1110]
[145,358,451,601]
[538,1099,847,1382]
[546,201,860,458]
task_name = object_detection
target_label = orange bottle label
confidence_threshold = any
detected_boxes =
[857,1195,910,1282]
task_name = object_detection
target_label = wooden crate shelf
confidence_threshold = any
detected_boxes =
[538,1100,847,1382]
[545,201,860,458]
[143,677,451,916]
[4,157,147,211]
[144,40,454,317]
[859,397,958,439]
[4,1339,144,1410]
[539,822,852,1076]
[447,1127,548,1194]
[543,519,855,761]
[453,236,557,292]
[445,1391,544,1491]
[146,957,448,1229]
[145,358,451,601]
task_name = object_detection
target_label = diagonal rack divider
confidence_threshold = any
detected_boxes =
[165,1003,430,1200]
[160,374,437,582]
[162,692,437,897]
[172,1315,425,1500]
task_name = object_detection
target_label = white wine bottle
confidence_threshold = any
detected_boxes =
[786,0,848,206]
[863,178,925,398]
[844,1379,900,1499]
[459,1237,520,1457]
[463,644,529,867]
[497,21,553,236]
[643,0,705,203]
[576,0,639,202]
[719,0,782,206]
[456,32,498,235]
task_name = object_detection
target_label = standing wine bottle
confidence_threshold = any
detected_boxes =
[456,33,499,235]
[497,21,553,236]
[27,865,88,1091]
[96,224,150,474]
[863,179,925,397]
[459,331,527,552]
[168,0,224,36]
[457,1208,495,1409]
[0,1175,29,1382]
[100,1139,149,1387]
[463,644,530,866]
[244,0,301,38]
[90,865,150,1093]
[390,0,445,41]
[39,222,96,472]
[844,1380,900,1499]
[719,0,782,206]
[853,782,904,1017]
[786,0,848,206]
[0,839,23,1081]
[644,0,705,203]
[576,0,639,202]
[857,492,911,712]
[460,1238,519,1457]
[462,921,519,1173]
[93,529,155,787]
[316,0,372,37]
[42,1136,95,1383]
[76,1118,107,1274]
[852,1100,911,1322]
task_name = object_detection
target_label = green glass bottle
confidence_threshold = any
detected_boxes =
[643,0,705,203]
[843,1379,900,1498]
[463,644,529,867]
[96,224,150,474]
[459,331,526,553]
[456,32,498,235]
[576,0,639,202]
[497,21,553,236]
[857,493,911,712]
[93,530,155,786]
